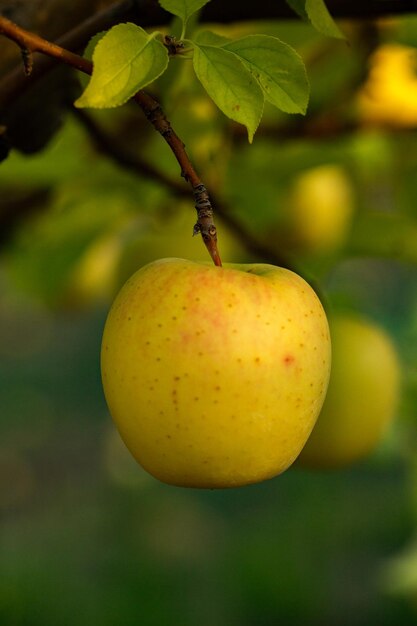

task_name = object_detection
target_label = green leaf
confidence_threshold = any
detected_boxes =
[192,43,264,142]
[223,35,309,114]
[286,0,344,39]
[159,0,211,34]
[194,30,231,46]
[75,24,169,109]
[286,0,308,20]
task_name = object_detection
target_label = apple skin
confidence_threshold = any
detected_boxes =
[101,258,331,489]
[298,315,401,469]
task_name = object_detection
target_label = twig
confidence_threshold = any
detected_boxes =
[1,0,414,113]
[0,0,140,111]
[2,0,417,110]
[0,16,93,73]
[72,107,294,270]
[0,15,222,266]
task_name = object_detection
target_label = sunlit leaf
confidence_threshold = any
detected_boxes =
[75,24,169,109]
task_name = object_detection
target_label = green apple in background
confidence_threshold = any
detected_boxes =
[101,258,331,488]
[298,314,401,469]
[287,165,355,254]
[60,233,122,310]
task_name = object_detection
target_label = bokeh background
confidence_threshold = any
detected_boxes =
[1,5,417,625]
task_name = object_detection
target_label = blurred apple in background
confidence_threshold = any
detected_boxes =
[59,233,122,310]
[57,200,248,311]
[298,314,401,469]
[357,44,417,128]
[286,164,355,255]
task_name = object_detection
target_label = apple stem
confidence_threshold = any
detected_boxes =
[192,184,222,267]
[0,14,223,267]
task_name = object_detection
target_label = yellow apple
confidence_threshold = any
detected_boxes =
[288,165,354,254]
[298,314,401,469]
[357,44,417,128]
[101,258,331,488]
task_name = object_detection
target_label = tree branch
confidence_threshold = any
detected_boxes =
[1,0,416,113]
[0,15,94,72]
[0,0,141,111]
[72,107,294,270]
[0,14,222,267]
[1,0,404,270]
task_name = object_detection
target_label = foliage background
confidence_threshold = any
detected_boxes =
[1,4,417,625]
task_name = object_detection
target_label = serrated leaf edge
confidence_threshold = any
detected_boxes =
[75,24,168,109]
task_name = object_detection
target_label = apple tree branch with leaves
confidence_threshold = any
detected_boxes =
[0,0,414,488]
[0,0,344,269]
